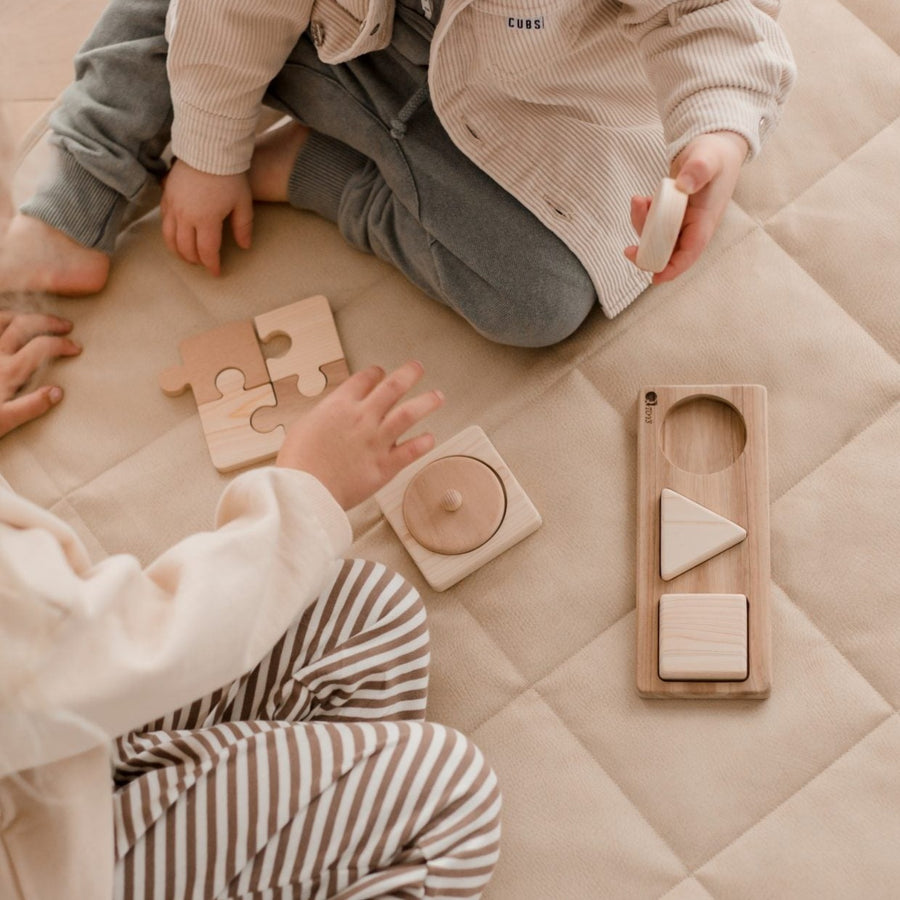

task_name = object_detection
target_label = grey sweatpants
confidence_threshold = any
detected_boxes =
[23,0,597,347]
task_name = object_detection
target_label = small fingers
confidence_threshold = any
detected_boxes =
[629,195,651,235]
[231,198,254,251]
[4,335,83,396]
[338,364,386,401]
[367,360,426,419]
[0,385,63,437]
[387,431,437,475]
[175,221,200,267]
[0,313,74,354]
[195,222,223,277]
[382,388,445,445]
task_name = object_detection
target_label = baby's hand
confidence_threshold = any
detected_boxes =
[0,311,81,437]
[626,131,749,283]
[276,360,445,510]
[160,160,254,277]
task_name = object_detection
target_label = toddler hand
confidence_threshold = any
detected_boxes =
[276,360,445,510]
[626,131,749,283]
[160,160,254,277]
[0,311,81,437]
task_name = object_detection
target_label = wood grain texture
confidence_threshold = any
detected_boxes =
[635,177,688,273]
[376,426,542,591]
[254,295,344,396]
[636,385,771,699]
[198,369,284,473]
[658,593,748,681]
[401,455,507,555]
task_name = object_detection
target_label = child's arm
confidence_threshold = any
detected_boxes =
[0,311,81,436]
[1,360,442,774]
[161,0,316,274]
[619,1,796,278]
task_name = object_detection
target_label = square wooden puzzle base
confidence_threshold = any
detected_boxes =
[375,426,542,591]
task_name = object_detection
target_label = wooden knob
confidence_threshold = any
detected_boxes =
[441,489,464,512]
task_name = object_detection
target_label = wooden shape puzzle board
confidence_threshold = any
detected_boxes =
[376,426,542,591]
[635,385,771,699]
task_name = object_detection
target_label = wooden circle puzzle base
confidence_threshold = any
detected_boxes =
[635,385,771,699]
[376,426,542,591]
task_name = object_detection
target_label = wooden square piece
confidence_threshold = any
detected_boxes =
[659,593,748,681]
[375,426,542,591]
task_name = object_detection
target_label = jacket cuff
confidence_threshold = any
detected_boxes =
[170,100,258,175]
[224,466,353,557]
[665,86,782,162]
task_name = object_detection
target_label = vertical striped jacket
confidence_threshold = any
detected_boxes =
[167,0,796,315]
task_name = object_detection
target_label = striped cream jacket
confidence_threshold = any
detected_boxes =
[166,0,796,316]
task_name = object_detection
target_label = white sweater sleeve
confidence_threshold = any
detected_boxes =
[165,0,315,174]
[0,467,352,775]
[618,0,797,160]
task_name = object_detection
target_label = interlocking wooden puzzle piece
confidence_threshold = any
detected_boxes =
[658,593,748,681]
[636,385,770,699]
[376,426,541,591]
[197,369,284,472]
[159,320,270,405]
[250,360,350,435]
[635,177,689,274]
[660,488,747,581]
[254,295,345,397]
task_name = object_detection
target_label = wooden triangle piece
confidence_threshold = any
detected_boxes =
[660,488,746,581]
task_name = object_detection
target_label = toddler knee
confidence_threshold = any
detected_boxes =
[436,247,597,348]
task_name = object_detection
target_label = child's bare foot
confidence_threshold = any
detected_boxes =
[0,214,109,296]
[248,120,310,202]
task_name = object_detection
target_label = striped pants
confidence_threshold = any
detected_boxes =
[111,559,501,899]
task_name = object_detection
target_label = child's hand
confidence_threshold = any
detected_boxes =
[625,131,749,283]
[0,311,81,437]
[276,360,445,510]
[160,160,254,277]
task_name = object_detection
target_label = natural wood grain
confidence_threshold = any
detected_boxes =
[376,426,542,591]
[159,320,270,405]
[635,177,688,273]
[658,593,748,681]
[660,489,747,581]
[198,369,284,473]
[636,386,771,699]
[402,455,507,555]
[254,295,344,397]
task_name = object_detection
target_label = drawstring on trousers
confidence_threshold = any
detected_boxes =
[389,82,430,140]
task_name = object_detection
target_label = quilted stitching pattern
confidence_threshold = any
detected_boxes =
[3,1,899,896]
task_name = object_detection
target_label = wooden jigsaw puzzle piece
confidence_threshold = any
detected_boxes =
[250,359,350,435]
[197,368,284,472]
[159,320,270,405]
[254,295,345,397]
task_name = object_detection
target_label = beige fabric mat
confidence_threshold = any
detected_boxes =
[3,1,899,895]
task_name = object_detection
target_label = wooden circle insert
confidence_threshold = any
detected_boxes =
[402,456,507,555]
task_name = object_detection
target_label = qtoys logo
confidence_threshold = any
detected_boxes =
[643,391,658,424]
[507,15,544,30]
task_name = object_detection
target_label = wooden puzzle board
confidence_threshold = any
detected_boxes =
[376,426,542,591]
[159,295,347,472]
[635,385,771,699]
